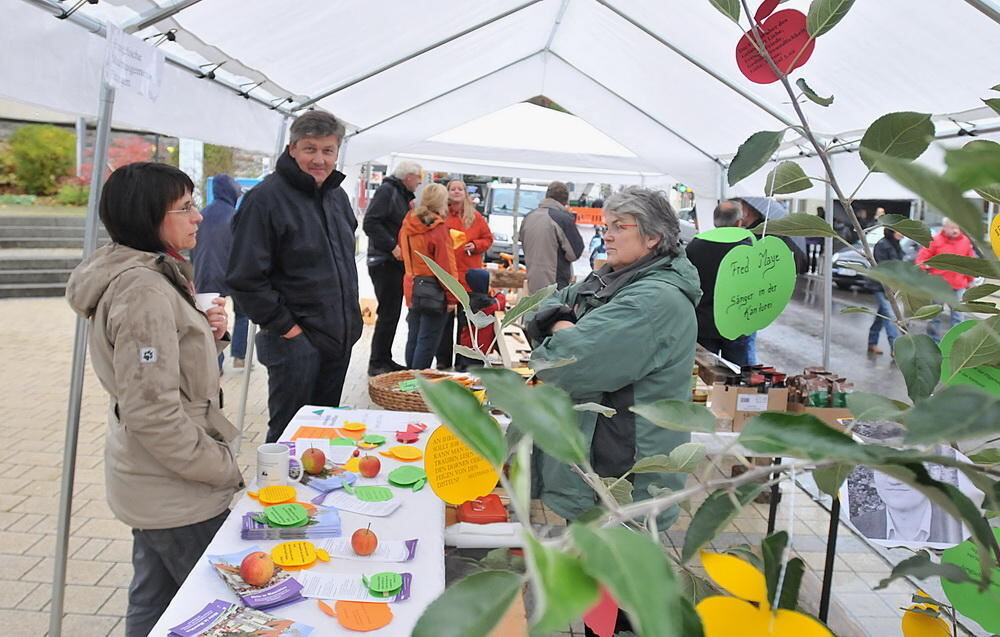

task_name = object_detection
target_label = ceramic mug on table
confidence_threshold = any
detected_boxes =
[257,443,303,487]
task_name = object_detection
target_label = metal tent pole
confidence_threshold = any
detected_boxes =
[50,82,116,637]
[822,175,834,369]
[75,116,86,177]
[512,178,522,269]
[234,116,288,452]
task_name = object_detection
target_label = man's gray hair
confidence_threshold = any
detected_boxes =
[713,199,743,227]
[392,160,423,180]
[289,111,346,145]
[604,186,681,256]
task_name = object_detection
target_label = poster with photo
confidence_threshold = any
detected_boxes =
[840,442,985,550]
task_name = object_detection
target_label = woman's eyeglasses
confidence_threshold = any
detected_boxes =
[166,203,199,216]
[605,221,638,236]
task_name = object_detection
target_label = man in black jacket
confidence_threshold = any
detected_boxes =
[362,160,422,376]
[227,111,362,442]
[686,200,752,366]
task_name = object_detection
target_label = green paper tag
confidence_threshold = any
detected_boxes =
[694,226,755,244]
[941,528,1000,632]
[939,320,1000,396]
[264,503,309,527]
[362,434,387,445]
[411,478,426,492]
[365,571,403,594]
[330,438,356,446]
[388,465,426,486]
[352,485,394,502]
[713,235,796,340]
[397,379,420,392]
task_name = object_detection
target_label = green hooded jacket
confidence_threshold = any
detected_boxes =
[527,252,701,527]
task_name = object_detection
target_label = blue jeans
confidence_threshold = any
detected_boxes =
[745,332,757,366]
[868,289,899,348]
[927,288,964,343]
[126,510,228,637]
[231,304,249,359]
[256,329,351,442]
[698,334,751,367]
[406,309,448,370]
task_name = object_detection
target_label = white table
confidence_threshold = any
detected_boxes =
[150,406,446,636]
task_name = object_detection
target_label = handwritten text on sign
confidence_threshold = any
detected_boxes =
[104,23,164,100]
[424,426,498,505]
[714,236,796,340]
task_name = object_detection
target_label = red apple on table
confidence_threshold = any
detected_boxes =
[358,455,381,478]
[239,551,275,586]
[302,447,326,475]
[351,525,378,556]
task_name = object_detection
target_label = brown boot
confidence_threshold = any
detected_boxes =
[867,345,883,355]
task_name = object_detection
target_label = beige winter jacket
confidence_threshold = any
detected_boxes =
[67,244,244,530]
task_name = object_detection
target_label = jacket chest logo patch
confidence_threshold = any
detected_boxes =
[139,347,158,363]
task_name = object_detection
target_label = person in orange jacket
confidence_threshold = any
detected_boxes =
[916,218,977,342]
[435,179,494,369]
[398,183,460,369]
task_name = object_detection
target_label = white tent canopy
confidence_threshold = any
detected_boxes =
[6,0,999,204]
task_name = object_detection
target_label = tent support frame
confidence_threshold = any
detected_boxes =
[121,0,204,33]
[294,0,545,111]
[50,81,116,637]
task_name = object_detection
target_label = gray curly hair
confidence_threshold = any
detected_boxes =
[603,186,681,256]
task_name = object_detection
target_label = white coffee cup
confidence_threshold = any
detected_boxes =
[194,292,221,312]
[257,443,302,487]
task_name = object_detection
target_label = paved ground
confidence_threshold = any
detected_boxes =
[1,259,974,637]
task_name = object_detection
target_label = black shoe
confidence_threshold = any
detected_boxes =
[385,360,407,372]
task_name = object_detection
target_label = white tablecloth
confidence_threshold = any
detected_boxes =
[149,406,446,636]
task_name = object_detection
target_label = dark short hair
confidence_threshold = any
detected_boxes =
[545,181,569,205]
[100,162,194,252]
[289,110,346,145]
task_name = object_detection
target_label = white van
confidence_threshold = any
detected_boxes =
[483,183,547,262]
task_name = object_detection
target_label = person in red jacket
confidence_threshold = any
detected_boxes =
[435,179,494,369]
[398,183,460,369]
[916,218,976,342]
[455,268,507,371]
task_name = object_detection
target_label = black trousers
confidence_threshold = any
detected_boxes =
[435,309,457,369]
[369,259,405,365]
[127,510,228,637]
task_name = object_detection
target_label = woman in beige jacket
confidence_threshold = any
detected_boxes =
[67,163,244,637]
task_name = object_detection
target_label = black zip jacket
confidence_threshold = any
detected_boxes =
[226,150,362,359]
[362,175,414,264]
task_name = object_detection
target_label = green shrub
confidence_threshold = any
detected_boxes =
[9,124,75,195]
[0,144,17,192]
[0,194,38,205]
[56,178,89,206]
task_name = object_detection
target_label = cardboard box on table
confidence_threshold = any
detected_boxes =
[786,402,852,430]
[709,383,789,432]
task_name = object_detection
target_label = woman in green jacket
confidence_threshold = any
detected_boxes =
[526,186,701,530]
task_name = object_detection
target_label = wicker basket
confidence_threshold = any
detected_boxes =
[368,369,450,412]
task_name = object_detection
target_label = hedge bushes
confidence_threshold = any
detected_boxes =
[8,124,75,195]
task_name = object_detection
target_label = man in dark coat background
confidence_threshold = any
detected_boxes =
[191,174,248,368]
[362,160,422,376]
[227,111,362,443]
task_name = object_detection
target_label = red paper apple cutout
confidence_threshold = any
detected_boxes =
[351,525,378,556]
[239,551,275,586]
[302,447,326,475]
[358,455,381,478]
[735,9,815,84]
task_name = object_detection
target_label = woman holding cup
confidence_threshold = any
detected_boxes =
[67,162,244,637]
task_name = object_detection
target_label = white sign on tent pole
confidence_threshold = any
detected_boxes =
[103,23,164,100]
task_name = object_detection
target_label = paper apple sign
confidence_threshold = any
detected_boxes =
[990,214,1000,259]
[736,9,815,84]
[714,236,796,339]
[940,527,1000,632]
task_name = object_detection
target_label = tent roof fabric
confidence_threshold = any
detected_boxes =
[5,0,1000,203]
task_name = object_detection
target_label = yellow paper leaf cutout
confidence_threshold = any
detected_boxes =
[697,595,769,636]
[902,609,951,637]
[771,608,834,637]
[701,551,768,604]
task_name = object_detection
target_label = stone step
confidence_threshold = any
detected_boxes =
[0,282,67,298]
[0,238,98,249]
[0,257,81,270]
[0,215,91,228]
[0,225,109,239]
[0,269,72,285]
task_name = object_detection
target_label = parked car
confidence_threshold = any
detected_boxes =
[483,183,546,262]
[830,225,936,290]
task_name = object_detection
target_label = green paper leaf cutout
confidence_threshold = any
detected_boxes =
[388,465,426,486]
[362,434,386,445]
[264,503,309,527]
[764,161,812,195]
[352,486,394,502]
[795,78,834,106]
[366,571,403,593]
[728,130,783,186]
[412,570,523,637]
[859,111,934,172]
[713,236,796,339]
[330,437,356,446]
